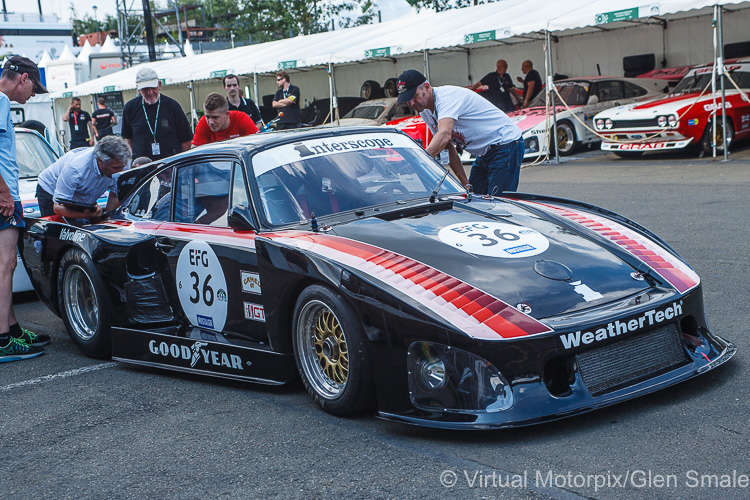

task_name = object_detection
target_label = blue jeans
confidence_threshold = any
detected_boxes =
[468,138,524,196]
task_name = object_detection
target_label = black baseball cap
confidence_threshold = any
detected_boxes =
[396,69,427,104]
[3,56,48,94]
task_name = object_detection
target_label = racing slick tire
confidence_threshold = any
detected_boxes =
[360,80,383,100]
[555,121,579,156]
[613,151,644,158]
[292,284,375,416]
[58,248,112,359]
[19,119,47,136]
[383,78,398,98]
[700,118,734,155]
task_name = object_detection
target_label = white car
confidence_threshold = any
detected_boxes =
[328,97,417,127]
[13,127,61,292]
[507,77,668,159]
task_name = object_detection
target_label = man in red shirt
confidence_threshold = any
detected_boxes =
[192,92,258,147]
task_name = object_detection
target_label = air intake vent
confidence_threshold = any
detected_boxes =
[577,324,688,396]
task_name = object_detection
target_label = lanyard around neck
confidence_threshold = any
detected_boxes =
[142,97,161,142]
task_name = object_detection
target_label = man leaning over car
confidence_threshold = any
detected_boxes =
[36,135,132,220]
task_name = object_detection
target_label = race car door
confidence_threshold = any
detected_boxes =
[154,158,268,345]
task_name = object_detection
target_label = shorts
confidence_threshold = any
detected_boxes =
[0,201,26,230]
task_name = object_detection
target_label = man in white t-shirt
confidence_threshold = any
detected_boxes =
[396,69,524,195]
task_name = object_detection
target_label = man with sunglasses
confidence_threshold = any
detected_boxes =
[0,57,50,362]
[271,71,301,130]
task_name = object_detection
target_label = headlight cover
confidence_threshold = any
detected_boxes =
[407,341,514,414]
[657,115,667,127]
[595,119,604,130]
[605,118,613,130]
[524,136,539,153]
[667,114,678,127]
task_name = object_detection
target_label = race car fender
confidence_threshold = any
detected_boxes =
[254,235,457,412]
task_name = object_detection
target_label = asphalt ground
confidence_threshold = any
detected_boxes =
[2,142,749,500]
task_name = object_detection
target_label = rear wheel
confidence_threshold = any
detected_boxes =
[383,78,398,98]
[58,248,111,358]
[700,118,734,155]
[555,121,578,155]
[360,80,383,100]
[292,285,375,415]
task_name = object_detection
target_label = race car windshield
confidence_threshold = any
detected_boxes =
[252,137,463,225]
[528,81,590,107]
[16,131,58,179]
[343,104,386,120]
[672,71,750,94]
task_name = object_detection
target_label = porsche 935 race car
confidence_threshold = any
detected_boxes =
[22,127,734,429]
[595,58,750,157]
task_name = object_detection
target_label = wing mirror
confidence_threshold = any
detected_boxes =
[587,95,599,105]
[228,205,257,231]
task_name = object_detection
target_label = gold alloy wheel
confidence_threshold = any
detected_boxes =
[313,310,349,384]
[296,299,350,398]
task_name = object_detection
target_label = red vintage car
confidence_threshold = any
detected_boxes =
[595,58,750,157]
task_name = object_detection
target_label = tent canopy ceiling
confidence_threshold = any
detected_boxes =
[52,0,750,98]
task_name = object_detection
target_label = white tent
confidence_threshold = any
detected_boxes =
[48,0,750,145]
[51,0,750,98]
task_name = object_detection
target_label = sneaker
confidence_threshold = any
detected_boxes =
[0,337,45,363]
[10,324,50,347]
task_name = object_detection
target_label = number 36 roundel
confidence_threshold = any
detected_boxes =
[176,240,229,332]
[438,221,550,259]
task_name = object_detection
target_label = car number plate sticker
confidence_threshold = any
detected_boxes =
[438,221,549,258]
[176,240,228,332]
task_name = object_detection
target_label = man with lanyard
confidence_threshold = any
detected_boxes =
[92,97,117,140]
[271,71,301,130]
[468,59,516,113]
[192,92,258,147]
[121,67,192,161]
[36,135,131,220]
[397,69,524,195]
[0,56,50,361]
[223,74,263,128]
[62,97,94,148]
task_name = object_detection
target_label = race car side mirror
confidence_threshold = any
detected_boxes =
[228,205,257,232]
[587,95,599,105]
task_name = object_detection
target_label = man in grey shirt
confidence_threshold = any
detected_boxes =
[36,135,131,220]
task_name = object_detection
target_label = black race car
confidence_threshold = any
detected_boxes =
[22,127,735,429]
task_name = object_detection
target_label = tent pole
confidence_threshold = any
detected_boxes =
[253,72,259,117]
[718,5,729,161]
[547,30,560,164]
[329,62,339,126]
[423,49,431,81]
[188,80,197,132]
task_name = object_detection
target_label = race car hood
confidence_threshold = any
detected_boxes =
[599,91,727,119]
[327,117,378,127]
[309,198,654,323]
[508,106,575,133]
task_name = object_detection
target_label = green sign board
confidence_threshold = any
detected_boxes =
[159,78,166,85]
[103,86,115,92]
[464,30,496,44]
[595,8,639,24]
[62,91,73,98]
[278,60,297,70]
[364,47,391,58]
[210,70,228,79]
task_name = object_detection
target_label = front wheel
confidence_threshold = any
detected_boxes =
[555,121,578,155]
[292,285,375,416]
[700,118,734,155]
[58,248,111,358]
